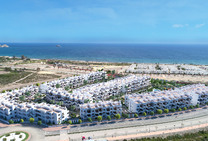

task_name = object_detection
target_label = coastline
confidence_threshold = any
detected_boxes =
[1,55,208,66]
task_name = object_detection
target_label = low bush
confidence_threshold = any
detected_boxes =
[157,109,163,114]
[15,132,21,135]
[150,111,154,116]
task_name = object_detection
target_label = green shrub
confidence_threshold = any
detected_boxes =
[9,119,14,124]
[196,104,199,108]
[56,84,60,88]
[142,112,147,116]
[15,132,20,135]
[122,113,129,118]
[189,105,194,109]
[68,120,72,124]
[150,111,154,116]
[36,83,40,86]
[183,107,187,110]
[38,120,42,125]
[107,115,111,121]
[3,138,7,141]
[88,117,92,122]
[134,113,138,118]
[178,108,182,111]
[171,108,176,112]
[115,114,121,120]
[29,118,34,123]
[78,119,82,124]
[157,109,163,114]
[2,90,6,93]
[5,133,10,137]
[164,109,169,113]
[97,116,102,122]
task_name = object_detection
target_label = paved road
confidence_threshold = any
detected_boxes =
[63,111,208,141]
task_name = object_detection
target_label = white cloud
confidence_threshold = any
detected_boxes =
[172,24,189,28]
[195,23,205,28]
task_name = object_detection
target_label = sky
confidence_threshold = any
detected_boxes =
[0,0,208,43]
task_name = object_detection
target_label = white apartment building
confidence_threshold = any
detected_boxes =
[45,71,106,89]
[127,64,208,75]
[80,101,122,120]
[45,75,150,108]
[0,100,69,124]
[125,84,208,115]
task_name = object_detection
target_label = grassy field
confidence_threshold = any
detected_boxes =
[128,130,208,141]
[0,71,31,85]
[17,73,60,84]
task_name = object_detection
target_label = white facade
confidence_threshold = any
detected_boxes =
[0,100,69,124]
[45,75,150,107]
[125,84,208,114]
[80,101,122,119]
[44,71,106,89]
[127,64,208,75]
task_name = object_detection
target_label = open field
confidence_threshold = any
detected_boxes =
[0,71,31,86]
[17,73,60,84]
[136,74,208,84]
[130,130,208,141]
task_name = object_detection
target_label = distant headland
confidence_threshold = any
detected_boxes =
[0,44,9,48]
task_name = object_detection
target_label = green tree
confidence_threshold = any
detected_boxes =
[65,86,70,91]
[19,95,25,101]
[142,112,147,116]
[56,84,60,88]
[84,99,89,103]
[25,92,31,96]
[71,105,76,111]
[112,70,115,74]
[1,90,6,93]
[107,115,111,121]
[29,118,35,123]
[189,105,194,109]
[183,107,187,110]
[68,120,72,125]
[157,109,163,114]
[195,104,199,108]
[70,113,76,118]
[84,80,88,85]
[97,116,102,122]
[9,119,14,124]
[150,111,154,116]
[134,113,138,118]
[36,83,40,86]
[88,117,92,122]
[78,119,82,124]
[170,108,176,112]
[178,108,182,111]
[164,109,169,114]
[38,120,42,125]
[20,119,24,123]
[115,114,121,120]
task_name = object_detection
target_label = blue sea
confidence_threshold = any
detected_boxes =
[0,43,208,65]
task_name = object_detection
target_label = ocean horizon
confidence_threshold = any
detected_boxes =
[0,43,208,65]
